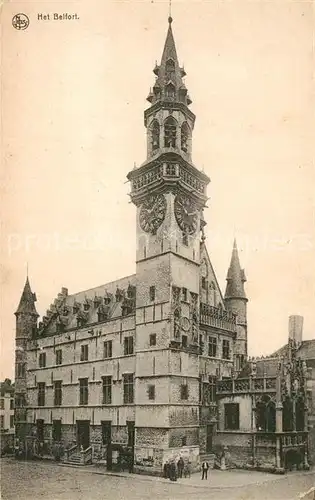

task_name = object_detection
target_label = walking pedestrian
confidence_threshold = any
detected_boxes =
[201,459,209,480]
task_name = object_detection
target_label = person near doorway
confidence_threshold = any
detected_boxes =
[201,460,209,480]
[177,456,184,478]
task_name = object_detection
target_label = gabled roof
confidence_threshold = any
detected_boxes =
[272,339,315,361]
[200,241,225,307]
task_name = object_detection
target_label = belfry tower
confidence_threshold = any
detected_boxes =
[127,17,210,454]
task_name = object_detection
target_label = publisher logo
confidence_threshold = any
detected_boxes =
[12,13,30,30]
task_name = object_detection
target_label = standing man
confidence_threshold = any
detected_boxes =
[177,456,184,478]
[201,459,209,480]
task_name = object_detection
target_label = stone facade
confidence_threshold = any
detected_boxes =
[15,17,251,475]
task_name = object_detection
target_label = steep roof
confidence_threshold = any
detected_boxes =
[40,274,137,335]
[147,17,192,107]
[15,277,38,316]
[224,239,247,301]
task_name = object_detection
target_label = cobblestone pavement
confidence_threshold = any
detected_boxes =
[1,458,314,500]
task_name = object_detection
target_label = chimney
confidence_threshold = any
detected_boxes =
[288,315,303,345]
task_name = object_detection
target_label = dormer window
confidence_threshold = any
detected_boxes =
[151,120,160,151]
[166,59,175,81]
[165,82,175,99]
[164,117,177,148]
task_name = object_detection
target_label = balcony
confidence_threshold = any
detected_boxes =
[200,303,237,333]
[217,376,277,395]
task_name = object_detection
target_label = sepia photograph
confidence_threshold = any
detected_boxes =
[1,0,315,498]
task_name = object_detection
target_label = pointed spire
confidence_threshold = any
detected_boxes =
[147,16,191,106]
[15,276,39,316]
[224,239,247,300]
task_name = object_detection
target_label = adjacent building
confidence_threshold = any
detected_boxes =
[1,380,15,453]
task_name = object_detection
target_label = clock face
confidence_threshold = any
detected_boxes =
[174,194,198,235]
[139,194,166,234]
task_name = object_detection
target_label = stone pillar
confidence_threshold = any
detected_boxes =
[304,403,310,470]
[292,397,297,432]
[251,397,257,468]
[275,435,284,473]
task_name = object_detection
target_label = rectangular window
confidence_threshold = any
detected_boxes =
[38,382,46,406]
[101,421,112,445]
[201,277,207,290]
[36,419,44,441]
[180,384,188,400]
[199,334,204,354]
[182,233,188,246]
[224,403,240,430]
[208,337,217,357]
[148,384,155,400]
[149,334,156,346]
[103,340,113,359]
[124,336,134,355]
[102,376,112,404]
[0,416,4,428]
[182,288,188,302]
[123,374,134,404]
[55,349,62,365]
[223,340,230,360]
[181,436,187,446]
[209,376,216,402]
[149,286,156,301]
[79,378,88,405]
[127,421,135,447]
[181,335,188,348]
[80,345,89,361]
[39,352,46,368]
[54,381,62,406]
[52,420,62,441]
[10,415,14,428]
[17,363,25,378]
[10,399,14,410]
[0,399,4,410]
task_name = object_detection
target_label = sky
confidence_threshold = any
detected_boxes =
[1,0,314,380]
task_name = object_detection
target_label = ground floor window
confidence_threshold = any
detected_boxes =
[224,403,239,430]
[36,419,44,441]
[52,420,62,441]
[256,396,276,432]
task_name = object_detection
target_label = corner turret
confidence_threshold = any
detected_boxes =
[224,240,248,371]
[14,276,39,443]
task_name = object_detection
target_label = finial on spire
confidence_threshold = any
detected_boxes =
[168,0,173,24]
[26,261,29,278]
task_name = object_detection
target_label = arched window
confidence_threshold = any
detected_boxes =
[164,117,177,148]
[282,396,294,431]
[256,395,276,432]
[296,396,305,431]
[151,120,160,151]
[166,59,175,81]
[181,122,190,153]
[165,82,175,99]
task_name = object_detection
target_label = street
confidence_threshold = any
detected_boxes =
[1,458,314,500]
